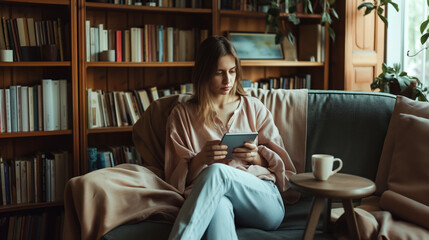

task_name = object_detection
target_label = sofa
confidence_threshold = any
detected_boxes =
[98,89,409,240]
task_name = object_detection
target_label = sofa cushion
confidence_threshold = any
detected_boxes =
[387,113,429,205]
[375,96,429,195]
[306,91,396,179]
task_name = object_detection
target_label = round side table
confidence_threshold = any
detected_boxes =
[289,173,376,240]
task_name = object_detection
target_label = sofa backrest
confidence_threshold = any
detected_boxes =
[306,90,396,181]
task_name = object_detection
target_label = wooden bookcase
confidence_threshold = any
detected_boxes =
[0,0,78,237]
[78,0,330,174]
[0,0,330,237]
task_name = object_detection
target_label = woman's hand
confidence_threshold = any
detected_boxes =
[187,140,228,184]
[194,140,228,165]
[232,142,268,167]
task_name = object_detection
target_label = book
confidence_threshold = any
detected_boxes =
[20,86,29,132]
[52,80,60,130]
[37,85,42,131]
[20,160,27,203]
[149,86,159,102]
[9,86,18,132]
[42,79,55,131]
[52,150,67,201]
[123,92,138,124]
[5,89,11,133]
[28,87,34,132]
[59,79,68,130]
[0,89,5,133]
[116,30,122,62]
[86,20,91,62]
[14,160,21,204]
[87,148,98,172]
[27,18,37,47]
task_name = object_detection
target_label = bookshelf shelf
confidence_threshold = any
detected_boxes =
[0,130,73,139]
[0,62,72,67]
[241,60,324,67]
[0,201,63,213]
[86,61,195,68]
[86,2,212,14]
[0,0,70,5]
[220,10,322,19]
[87,126,133,134]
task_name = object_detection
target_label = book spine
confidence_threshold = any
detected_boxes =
[33,86,39,131]
[9,86,18,132]
[28,87,34,132]
[52,80,60,131]
[21,86,29,132]
[42,79,55,131]
[5,89,11,133]
[59,80,68,130]
[0,89,4,133]
[116,30,122,62]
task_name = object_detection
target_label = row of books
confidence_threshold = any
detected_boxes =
[220,0,302,13]
[85,21,209,62]
[0,212,63,240]
[0,79,69,134]
[242,74,312,90]
[0,151,69,206]
[87,146,143,171]
[0,17,66,62]
[89,0,204,8]
[86,83,193,128]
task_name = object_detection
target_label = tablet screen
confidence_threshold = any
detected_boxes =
[220,132,258,159]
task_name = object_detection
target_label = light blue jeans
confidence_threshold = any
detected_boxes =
[168,163,285,240]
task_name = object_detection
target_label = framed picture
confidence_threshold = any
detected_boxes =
[228,32,284,60]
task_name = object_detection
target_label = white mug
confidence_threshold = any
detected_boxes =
[311,154,343,181]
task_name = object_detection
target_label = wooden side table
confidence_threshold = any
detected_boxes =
[289,173,376,240]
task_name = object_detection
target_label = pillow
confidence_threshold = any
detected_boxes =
[387,113,429,205]
[375,96,429,195]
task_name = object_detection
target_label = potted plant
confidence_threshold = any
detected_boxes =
[371,63,428,101]
[261,0,338,44]
[359,1,429,101]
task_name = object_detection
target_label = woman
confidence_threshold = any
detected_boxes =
[165,36,296,240]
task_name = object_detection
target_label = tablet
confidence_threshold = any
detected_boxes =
[220,132,258,159]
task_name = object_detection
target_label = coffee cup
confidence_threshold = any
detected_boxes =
[311,154,343,181]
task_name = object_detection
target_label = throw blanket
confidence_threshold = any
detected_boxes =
[63,89,308,240]
[332,191,429,239]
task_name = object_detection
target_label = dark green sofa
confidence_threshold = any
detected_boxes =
[103,90,396,240]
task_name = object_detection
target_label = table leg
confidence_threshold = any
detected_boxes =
[323,198,332,233]
[342,199,361,240]
[302,196,325,240]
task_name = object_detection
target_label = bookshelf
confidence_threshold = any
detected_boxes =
[78,0,330,174]
[0,0,78,238]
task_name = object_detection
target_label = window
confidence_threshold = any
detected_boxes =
[387,0,429,89]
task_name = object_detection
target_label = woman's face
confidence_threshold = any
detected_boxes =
[210,54,237,96]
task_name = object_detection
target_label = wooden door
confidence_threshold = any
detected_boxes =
[344,0,385,91]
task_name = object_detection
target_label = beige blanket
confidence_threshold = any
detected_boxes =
[332,191,429,239]
[63,90,308,240]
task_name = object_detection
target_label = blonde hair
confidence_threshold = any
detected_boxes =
[190,36,247,127]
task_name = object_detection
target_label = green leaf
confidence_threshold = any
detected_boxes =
[328,26,335,42]
[420,19,429,34]
[378,11,388,25]
[268,6,280,17]
[275,32,284,45]
[397,76,410,92]
[328,0,336,5]
[331,8,339,19]
[382,63,388,73]
[288,13,300,25]
[307,0,314,13]
[388,1,399,12]
[322,12,332,24]
[364,7,375,16]
[421,32,429,44]
[286,30,294,45]
[427,0,429,7]
[357,2,374,11]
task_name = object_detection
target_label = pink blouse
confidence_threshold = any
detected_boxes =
[164,95,296,196]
